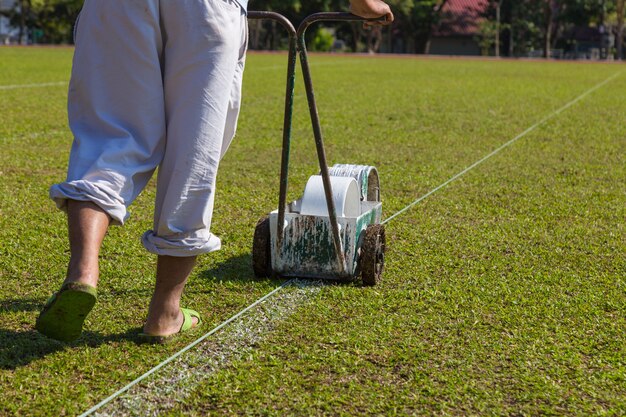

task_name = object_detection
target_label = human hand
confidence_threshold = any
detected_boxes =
[349,0,394,26]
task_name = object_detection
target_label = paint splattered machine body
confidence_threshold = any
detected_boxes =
[253,164,385,285]
[248,12,387,285]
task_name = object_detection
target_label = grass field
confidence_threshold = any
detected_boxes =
[0,46,625,416]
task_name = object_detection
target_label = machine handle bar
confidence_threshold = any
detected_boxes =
[295,12,386,273]
[297,12,387,38]
[247,11,385,275]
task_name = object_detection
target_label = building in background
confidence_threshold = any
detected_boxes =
[429,0,488,56]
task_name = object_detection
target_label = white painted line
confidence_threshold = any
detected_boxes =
[383,71,622,225]
[79,280,293,417]
[0,62,349,90]
[0,81,68,90]
[78,70,620,416]
[93,280,324,416]
[0,62,348,89]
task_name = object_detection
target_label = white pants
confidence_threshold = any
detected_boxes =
[50,0,248,257]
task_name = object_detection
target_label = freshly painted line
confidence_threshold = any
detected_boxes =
[382,71,622,225]
[0,81,68,90]
[94,280,324,416]
[79,280,294,417]
[79,70,620,416]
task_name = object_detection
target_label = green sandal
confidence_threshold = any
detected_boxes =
[35,282,98,342]
[138,308,202,344]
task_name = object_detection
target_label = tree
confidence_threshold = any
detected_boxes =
[412,0,449,53]
[0,0,29,44]
[543,0,562,58]
[475,17,510,56]
[4,0,84,44]
[247,0,303,50]
[491,0,619,58]
[617,0,624,59]
[2,0,621,58]
[475,19,497,55]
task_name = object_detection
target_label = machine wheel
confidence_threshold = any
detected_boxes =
[361,224,385,286]
[252,215,272,278]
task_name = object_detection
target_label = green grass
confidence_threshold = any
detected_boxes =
[0,46,624,415]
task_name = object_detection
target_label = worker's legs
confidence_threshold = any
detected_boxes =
[63,198,200,336]
[140,0,247,335]
[43,0,247,339]
[142,255,198,335]
[64,200,111,288]
[42,0,171,341]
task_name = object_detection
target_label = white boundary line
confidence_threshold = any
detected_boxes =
[79,280,293,417]
[0,62,351,91]
[0,62,350,91]
[0,61,351,88]
[383,71,622,225]
[95,279,324,416]
[0,81,68,90]
[79,70,621,416]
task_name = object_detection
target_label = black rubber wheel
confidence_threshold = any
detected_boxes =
[252,215,272,278]
[361,224,385,286]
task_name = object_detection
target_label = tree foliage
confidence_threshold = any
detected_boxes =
[3,0,624,58]
[2,0,82,44]
[483,0,623,58]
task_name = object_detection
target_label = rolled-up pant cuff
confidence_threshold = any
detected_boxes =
[49,181,127,225]
[141,231,222,257]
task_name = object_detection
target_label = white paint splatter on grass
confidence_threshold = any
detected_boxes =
[94,279,323,417]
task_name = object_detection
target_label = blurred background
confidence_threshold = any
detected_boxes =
[0,0,624,60]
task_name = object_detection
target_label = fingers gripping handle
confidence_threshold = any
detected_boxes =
[297,12,387,37]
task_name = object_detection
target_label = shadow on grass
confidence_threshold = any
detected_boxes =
[197,253,257,285]
[197,253,347,288]
[0,298,43,313]
[0,254,269,370]
[0,287,155,313]
[0,327,141,370]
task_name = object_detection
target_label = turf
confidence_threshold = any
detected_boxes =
[0,46,624,415]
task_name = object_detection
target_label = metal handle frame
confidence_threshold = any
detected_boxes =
[247,11,297,255]
[248,11,383,274]
[296,12,385,273]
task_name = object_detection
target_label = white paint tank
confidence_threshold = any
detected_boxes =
[299,175,360,218]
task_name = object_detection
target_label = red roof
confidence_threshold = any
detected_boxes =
[434,0,488,37]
